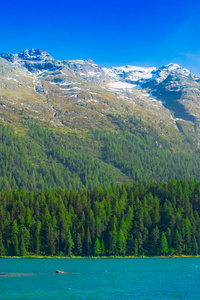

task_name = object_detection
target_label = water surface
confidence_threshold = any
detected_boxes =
[0,257,199,299]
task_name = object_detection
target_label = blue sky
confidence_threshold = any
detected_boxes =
[1,0,200,75]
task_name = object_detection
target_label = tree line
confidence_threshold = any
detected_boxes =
[0,178,200,257]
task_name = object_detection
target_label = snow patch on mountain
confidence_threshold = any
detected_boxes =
[109,82,136,89]
[66,59,85,64]
[104,63,199,87]
[103,65,156,82]
[6,77,18,82]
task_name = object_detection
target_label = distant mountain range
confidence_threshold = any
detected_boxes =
[1,49,200,145]
[1,49,200,189]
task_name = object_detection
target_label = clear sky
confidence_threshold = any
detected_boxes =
[1,0,200,75]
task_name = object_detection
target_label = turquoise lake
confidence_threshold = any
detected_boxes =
[0,257,200,299]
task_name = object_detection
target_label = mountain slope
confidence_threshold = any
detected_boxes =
[104,62,200,145]
[1,49,200,189]
[1,49,200,143]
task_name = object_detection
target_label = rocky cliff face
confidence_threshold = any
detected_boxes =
[63,59,110,86]
[1,49,200,146]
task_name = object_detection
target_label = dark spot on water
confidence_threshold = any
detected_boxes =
[0,272,35,277]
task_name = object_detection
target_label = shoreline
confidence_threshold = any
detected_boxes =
[1,255,199,259]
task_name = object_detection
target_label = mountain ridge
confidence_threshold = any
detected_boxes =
[1,48,200,146]
[1,49,200,132]
[1,49,200,190]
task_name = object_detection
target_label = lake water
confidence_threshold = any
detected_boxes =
[0,257,200,299]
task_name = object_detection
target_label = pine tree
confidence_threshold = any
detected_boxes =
[85,227,92,256]
[66,230,74,257]
[11,220,19,255]
[20,235,26,256]
[0,231,4,256]
[94,237,101,256]
[35,220,41,255]
[109,224,118,255]
[151,226,160,255]
[50,227,55,255]
[192,236,198,256]
[134,238,138,256]
[173,229,180,254]
[160,232,169,256]
[101,239,105,256]
[117,229,126,255]
[76,233,82,256]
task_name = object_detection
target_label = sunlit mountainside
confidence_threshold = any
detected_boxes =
[1,49,200,190]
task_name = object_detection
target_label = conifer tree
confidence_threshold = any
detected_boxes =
[109,223,118,255]
[94,237,101,256]
[76,233,82,256]
[151,226,160,254]
[160,232,169,255]
[0,231,4,256]
[66,230,74,257]
[35,220,41,255]
[50,227,55,255]
[85,227,92,256]
[101,239,105,256]
[11,219,19,255]
[20,235,26,256]
[134,238,138,256]
[117,229,126,255]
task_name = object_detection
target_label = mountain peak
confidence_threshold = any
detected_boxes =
[157,63,184,73]
[165,63,181,70]
[18,49,54,62]
[0,49,55,65]
[156,63,199,80]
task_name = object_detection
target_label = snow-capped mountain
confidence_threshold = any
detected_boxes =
[103,63,198,86]
[103,63,198,85]
[103,62,200,126]
[1,49,200,146]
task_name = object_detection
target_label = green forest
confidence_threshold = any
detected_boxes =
[0,178,200,257]
[1,120,200,191]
